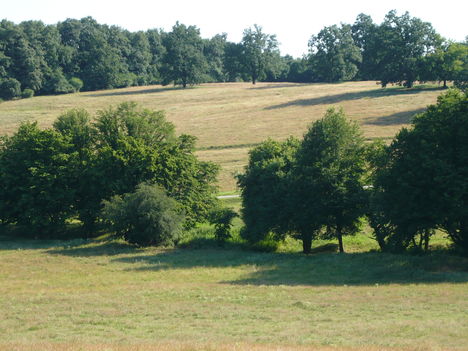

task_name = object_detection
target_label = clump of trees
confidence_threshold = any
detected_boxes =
[239,89,468,254]
[0,102,219,241]
[0,11,466,101]
[238,109,367,253]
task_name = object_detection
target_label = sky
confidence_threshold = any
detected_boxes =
[2,0,467,58]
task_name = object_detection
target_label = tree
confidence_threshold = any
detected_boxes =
[208,207,238,244]
[240,25,279,84]
[372,11,441,88]
[237,138,300,245]
[0,78,21,100]
[308,24,362,82]
[369,89,468,253]
[351,13,379,80]
[102,183,184,246]
[292,108,367,253]
[161,22,207,88]
[0,122,77,236]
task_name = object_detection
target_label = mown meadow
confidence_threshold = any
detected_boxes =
[1,82,467,350]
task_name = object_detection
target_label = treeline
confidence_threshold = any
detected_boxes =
[1,11,467,100]
[238,89,468,254]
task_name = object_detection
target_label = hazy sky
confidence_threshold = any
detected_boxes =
[3,0,467,57]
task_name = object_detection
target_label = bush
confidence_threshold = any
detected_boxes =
[21,89,34,99]
[69,77,84,92]
[208,207,238,244]
[0,78,21,100]
[101,183,184,246]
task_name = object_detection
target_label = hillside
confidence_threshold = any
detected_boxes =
[0,81,444,190]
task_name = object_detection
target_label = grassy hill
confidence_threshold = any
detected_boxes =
[0,81,444,191]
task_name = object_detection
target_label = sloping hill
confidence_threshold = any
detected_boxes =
[0,81,444,190]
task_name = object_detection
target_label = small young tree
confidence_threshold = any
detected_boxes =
[101,183,184,246]
[208,207,238,245]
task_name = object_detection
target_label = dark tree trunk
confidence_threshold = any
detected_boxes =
[302,235,312,254]
[337,226,344,253]
[443,79,447,88]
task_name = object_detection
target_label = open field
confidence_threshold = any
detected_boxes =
[1,232,467,351]
[0,82,445,190]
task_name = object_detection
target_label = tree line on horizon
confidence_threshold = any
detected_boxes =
[0,11,467,100]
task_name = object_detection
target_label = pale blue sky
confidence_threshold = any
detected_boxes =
[2,0,467,57]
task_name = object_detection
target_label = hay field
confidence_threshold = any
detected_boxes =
[0,82,444,190]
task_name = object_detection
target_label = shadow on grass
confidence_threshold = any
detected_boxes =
[265,86,443,110]
[363,108,426,126]
[249,83,308,90]
[85,86,183,97]
[110,243,468,286]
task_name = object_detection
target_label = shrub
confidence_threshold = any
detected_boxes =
[101,183,184,246]
[0,78,21,100]
[208,207,238,244]
[69,77,84,92]
[21,89,34,99]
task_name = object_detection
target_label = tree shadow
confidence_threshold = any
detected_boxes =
[45,240,141,257]
[112,246,468,286]
[363,108,426,126]
[265,87,443,110]
[249,83,308,90]
[85,86,182,97]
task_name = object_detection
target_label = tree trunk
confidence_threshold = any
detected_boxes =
[302,235,312,254]
[443,79,447,88]
[337,226,344,253]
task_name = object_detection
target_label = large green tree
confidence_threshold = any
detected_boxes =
[308,24,362,82]
[369,89,468,253]
[240,25,279,84]
[292,108,367,253]
[161,22,207,88]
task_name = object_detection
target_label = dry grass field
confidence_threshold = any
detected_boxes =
[0,81,444,191]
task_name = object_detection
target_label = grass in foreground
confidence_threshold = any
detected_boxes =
[0,82,445,191]
[0,229,467,351]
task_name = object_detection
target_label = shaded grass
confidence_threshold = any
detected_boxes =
[0,82,445,191]
[1,235,467,350]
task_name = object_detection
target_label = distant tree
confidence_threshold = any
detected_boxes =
[127,31,152,85]
[369,89,468,253]
[161,22,207,88]
[0,78,21,100]
[308,24,362,82]
[204,33,227,82]
[372,11,441,88]
[102,183,184,246]
[223,42,245,82]
[240,25,279,84]
[292,108,367,252]
[351,13,379,80]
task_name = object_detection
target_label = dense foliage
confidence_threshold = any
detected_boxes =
[0,11,466,101]
[0,102,219,239]
[238,110,367,253]
[239,91,468,254]
[102,183,184,246]
[369,89,468,253]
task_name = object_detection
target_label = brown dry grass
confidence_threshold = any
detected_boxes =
[0,82,444,190]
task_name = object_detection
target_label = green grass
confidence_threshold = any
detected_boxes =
[0,233,467,351]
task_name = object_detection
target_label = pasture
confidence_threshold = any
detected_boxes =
[0,81,444,191]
